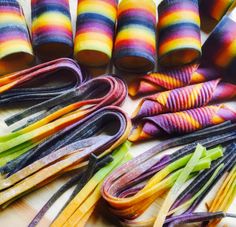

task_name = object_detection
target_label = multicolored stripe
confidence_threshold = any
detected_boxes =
[113,0,156,72]
[132,79,236,120]
[0,0,34,75]
[200,0,233,21]
[129,105,236,142]
[74,0,118,67]
[31,0,73,61]
[158,0,201,67]
[200,14,236,79]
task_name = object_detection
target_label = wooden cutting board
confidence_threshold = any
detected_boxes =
[0,0,235,226]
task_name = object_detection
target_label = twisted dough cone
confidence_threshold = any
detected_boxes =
[132,79,236,120]
[129,104,236,142]
[129,64,220,97]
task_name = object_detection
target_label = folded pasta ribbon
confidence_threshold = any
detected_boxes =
[132,79,236,120]
[101,139,230,224]
[0,58,87,106]
[101,123,236,225]
[0,106,131,207]
[51,142,132,227]
[129,104,236,142]
[0,76,127,169]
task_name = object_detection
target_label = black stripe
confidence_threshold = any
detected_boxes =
[76,13,115,30]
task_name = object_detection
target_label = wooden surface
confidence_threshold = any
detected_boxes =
[0,0,235,226]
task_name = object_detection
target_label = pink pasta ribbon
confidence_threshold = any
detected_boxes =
[132,79,236,120]
[129,105,236,142]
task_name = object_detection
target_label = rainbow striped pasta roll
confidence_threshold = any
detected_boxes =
[113,0,156,72]
[158,0,201,67]
[200,0,233,21]
[0,0,34,75]
[129,9,236,98]
[74,0,118,67]
[129,104,236,142]
[31,0,73,61]
[200,10,236,79]
[128,64,220,97]
[132,79,236,120]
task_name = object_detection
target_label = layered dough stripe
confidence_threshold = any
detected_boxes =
[129,105,236,142]
[132,79,236,120]
[31,0,73,60]
[0,0,34,75]
[157,0,201,67]
[74,0,118,67]
[113,0,156,72]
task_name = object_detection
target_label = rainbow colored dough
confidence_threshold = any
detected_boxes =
[113,0,156,72]
[128,64,220,97]
[132,80,236,120]
[31,0,73,61]
[157,0,201,67]
[74,0,118,67]
[129,104,236,142]
[200,0,233,21]
[0,0,34,75]
[129,7,236,97]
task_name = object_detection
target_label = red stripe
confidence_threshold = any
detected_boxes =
[115,39,156,54]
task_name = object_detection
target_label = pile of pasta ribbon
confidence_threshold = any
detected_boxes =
[0,75,131,211]
[102,122,236,226]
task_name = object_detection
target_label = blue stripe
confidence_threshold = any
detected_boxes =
[159,22,200,40]
[0,25,29,35]
[76,13,115,29]
[118,17,156,32]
